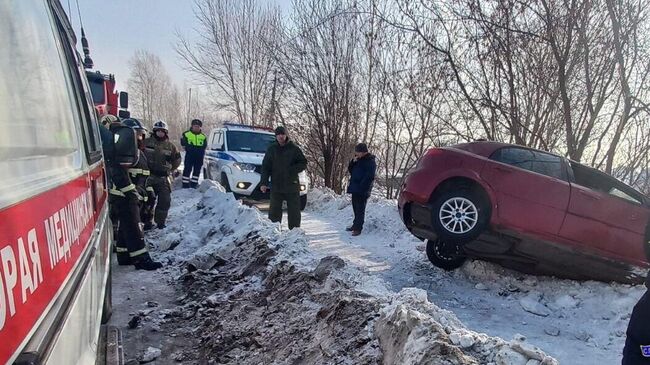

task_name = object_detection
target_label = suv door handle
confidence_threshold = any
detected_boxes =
[577,189,601,201]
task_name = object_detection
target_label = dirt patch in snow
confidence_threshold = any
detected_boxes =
[133,182,558,365]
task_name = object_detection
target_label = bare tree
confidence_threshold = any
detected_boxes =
[177,0,282,125]
[127,50,172,127]
[273,0,363,193]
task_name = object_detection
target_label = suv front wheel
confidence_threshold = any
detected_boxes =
[430,187,490,243]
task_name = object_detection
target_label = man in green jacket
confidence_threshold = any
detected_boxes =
[260,126,307,229]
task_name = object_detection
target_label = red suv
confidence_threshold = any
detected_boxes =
[398,141,650,283]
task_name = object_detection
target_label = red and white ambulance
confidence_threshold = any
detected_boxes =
[0,1,115,364]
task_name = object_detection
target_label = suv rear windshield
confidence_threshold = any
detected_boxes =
[226,131,276,153]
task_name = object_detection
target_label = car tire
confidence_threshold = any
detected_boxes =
[425,238,466,270]
[100,265,112,324]
[220,173,232,192]
[300,195,307,211]
[430,187,490,243]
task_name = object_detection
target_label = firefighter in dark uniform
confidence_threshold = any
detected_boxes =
[144,121,182,229]
[122,118,150,213]
[100,115,121,241]
[259,126,307,230]
[180,119,207,189]
[107,122,162,270]
[623,275,650,364]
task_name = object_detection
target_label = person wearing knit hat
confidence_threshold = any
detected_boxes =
[346,143,376,236]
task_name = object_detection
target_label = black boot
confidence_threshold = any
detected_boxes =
[116,252,131,265]
[345,226,354,231]
[143,222,154,231]
[133,255,163,271]
[157,224,166,230]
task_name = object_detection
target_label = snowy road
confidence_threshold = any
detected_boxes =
[298,190,644,364]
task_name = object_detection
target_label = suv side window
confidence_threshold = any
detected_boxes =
[609,186,642,204]
[215,132,224,150]
[492,148,534,171]
[531,151,567,180]
[492,148,566,181]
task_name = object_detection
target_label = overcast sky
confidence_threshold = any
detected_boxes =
[67,0,290,91]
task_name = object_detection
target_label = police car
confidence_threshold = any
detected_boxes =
[204,123,310,210]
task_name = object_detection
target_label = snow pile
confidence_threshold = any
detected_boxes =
[378,288,558,365]
[307,188,409,242]
[301,188,646,363]
[146,181,558,364]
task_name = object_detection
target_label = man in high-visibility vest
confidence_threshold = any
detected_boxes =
[180,119,207,188]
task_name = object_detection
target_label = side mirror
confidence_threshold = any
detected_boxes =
[119,91,129,109]
[118,110,130,119]
[111,126,138,167]
[214,145,224,151]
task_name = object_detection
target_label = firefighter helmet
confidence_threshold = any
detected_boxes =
[122,118,145,130]
[153,120,168,132]
[100,114,119,126]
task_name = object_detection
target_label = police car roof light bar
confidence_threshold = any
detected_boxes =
[223,122,274,132]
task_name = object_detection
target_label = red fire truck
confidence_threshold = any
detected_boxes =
[0,1,121,364]
[86,71,129,119]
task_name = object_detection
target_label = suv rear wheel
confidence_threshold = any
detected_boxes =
[431,187,490,243]
[425,239,466,270]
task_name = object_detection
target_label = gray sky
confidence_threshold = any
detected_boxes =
[67,0,290,91]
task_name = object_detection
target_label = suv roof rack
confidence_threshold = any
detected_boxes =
[223,122,274,132]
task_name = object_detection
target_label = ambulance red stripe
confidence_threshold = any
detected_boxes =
[0,166,106,364]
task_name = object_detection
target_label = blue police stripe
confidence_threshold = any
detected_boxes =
[216,152,237,162]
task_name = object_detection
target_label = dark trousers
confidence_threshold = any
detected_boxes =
[146,175,172,227]
[351,193,369,231]
[183,153,203,188]
[113,195,148,262]
[269,192,301,229]
[623,290,650,364]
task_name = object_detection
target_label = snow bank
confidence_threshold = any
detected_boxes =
[147,182,559,364]
[304,188,645,363]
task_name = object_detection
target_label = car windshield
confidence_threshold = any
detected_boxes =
[226,131,276,153]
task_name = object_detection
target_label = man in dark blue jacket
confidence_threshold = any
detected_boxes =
[346,143,377,236]
[180,119,207,188]
[623,275,650,364]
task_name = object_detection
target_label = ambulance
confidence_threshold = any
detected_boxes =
[0,1,118,364]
